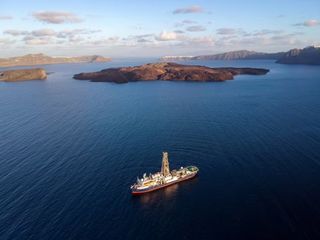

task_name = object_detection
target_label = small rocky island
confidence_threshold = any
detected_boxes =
[0,68,47,82]
[73,62,269,83]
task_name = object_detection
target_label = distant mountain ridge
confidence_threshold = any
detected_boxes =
[0,53,111,67]
[161,50,285,61]
[276,46,320,65]
[192,50,285,60]
[161,46,320,65]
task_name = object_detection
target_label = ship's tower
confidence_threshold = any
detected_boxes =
[161,152,170,176]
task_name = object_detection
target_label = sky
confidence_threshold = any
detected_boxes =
[0,0,320,57]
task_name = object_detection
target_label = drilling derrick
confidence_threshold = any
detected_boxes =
[161,152,170,177]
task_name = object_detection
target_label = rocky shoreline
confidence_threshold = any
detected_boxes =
[0,68,47,82]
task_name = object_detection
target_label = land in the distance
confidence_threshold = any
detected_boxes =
[0,53,111,68]
[161,46,320,65]
[73,62,269,83]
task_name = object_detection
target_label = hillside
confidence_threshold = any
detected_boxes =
[0,54,111,67]
[276,46,320,65]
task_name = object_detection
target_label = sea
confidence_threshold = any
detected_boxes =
[1,59,320,240]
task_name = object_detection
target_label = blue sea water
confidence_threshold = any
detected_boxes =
[0,59,320,240]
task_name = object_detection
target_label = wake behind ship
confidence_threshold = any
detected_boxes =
[130,152,199,195]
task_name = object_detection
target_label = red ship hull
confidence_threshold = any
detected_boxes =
[131,172,197,195]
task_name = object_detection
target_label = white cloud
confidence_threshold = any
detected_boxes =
[294,19,319,27]
[215,32,305,50]
[155,31,179,41]
[90,36,120,45]
[32,11,82,24]
[178,36,214,47]
[23,36,52,45]
[3,28,103,47]
[0,38,15,45]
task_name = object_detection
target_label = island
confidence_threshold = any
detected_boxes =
[0,53,111,67]
[0,68,47,82]
[161,50,285,61]
[73,62,269,83]
[276,46,320,65]
[160,46,320,65]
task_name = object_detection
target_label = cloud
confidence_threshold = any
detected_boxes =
[4,28,99,38]
[56,29,101,38]
[174,30,184,34]
[155,31,179,41]
[130,34,154,39]
[186,25,206,32]
[294,19,319,27]
[216,28,242,35]
[0,38,15,45]
[23,36,53,45]
[4,30,29,36]
[90,36,120,45]
[69,36,85,43]
[175,19,197,27]
[122,34,154,43]
[184,36,214,46]
[25,39,51,45]
[32,11,82,24]
[3,28,101,46]
[0,15,12,20]
[173,5,203,14]
[31,29,56,37]
[172,35,214,49]
[252,29,284,36]
[215,31,305,49]
[137,38,152,43]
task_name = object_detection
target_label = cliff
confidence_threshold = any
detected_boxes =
[161,47,320,65]
[73,62,269,83]
[276,46,320,65]
[193,50,284,60]
[0,68,47,82]
[161,50,284,61]
[0,54,111,67]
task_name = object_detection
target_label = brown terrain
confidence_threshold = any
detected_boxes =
[0,68,47,82]
[0,53,111,67]
[73,62,269,83]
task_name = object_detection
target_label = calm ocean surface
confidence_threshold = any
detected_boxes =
[1,59,320,240]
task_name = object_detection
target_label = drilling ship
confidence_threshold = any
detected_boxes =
[130,152,199,195]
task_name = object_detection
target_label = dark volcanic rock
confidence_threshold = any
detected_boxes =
[73,62,269,83]
[0,68,47,82]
